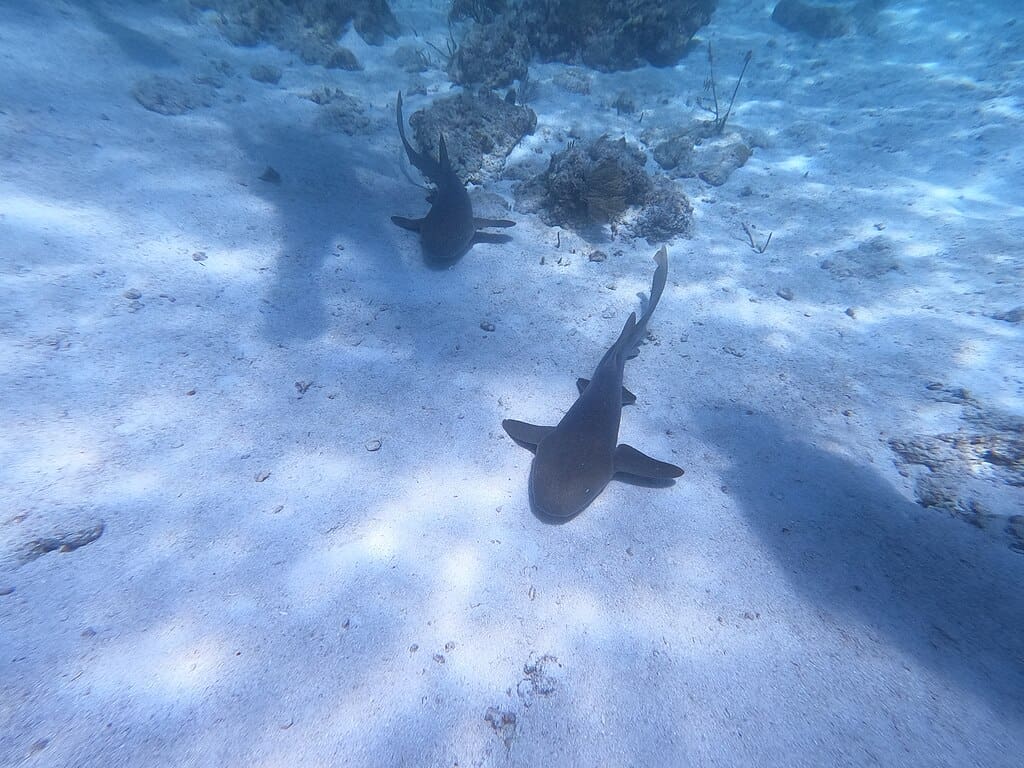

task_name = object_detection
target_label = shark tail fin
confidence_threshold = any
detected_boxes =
[396,91,442,183]
[608,312,638,365]
[622,246,669,358]
[438,134,450,173]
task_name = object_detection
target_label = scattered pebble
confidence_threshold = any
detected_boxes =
[132,75,206,115]
[21,522,105,564]
[776,287,793,301]
[294,380,312,395]
[192,251,207,262]
[444,641,456,652]
[480,321,496,332]
[250,64,282,84]
[365,439,382,452]
[0,586,14,596]
[519,654,560,703]
[845,307,857,318]
[325,47,361,71]
[409,644,418,653]
[255,470,271,482]
[588,249,607,262]
[484,706,517,751]
[259,166,281,184]
[81,627,96,638]
[992,306,1023,324]
[433,653,445,664]
[123,289,141,300]
[186,389,196,396]
[271,504,284,514]
[392,45,430,73]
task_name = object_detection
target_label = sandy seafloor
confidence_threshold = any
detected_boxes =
[1,0,1023,765]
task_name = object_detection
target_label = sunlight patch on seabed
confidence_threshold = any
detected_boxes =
[285,517,399,607]
[978,96,1023,120]
[103,465,170,500]
[0,190,119,237]
[114,393,190,436]
[283,463,508,606]
[774,155,813,175]
[931,71,986,92]
[440,543,483,594]
[85,619,229,700]
[953,336,998,373]
[602,591,705,658]
[708,294,804,343]
[552,587,607,633]
[179,245,273,281]
[908,179,1024,220]
[2,423,102,484]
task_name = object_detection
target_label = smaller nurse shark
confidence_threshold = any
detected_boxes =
[391,92,515,264]
[503,247,683,522]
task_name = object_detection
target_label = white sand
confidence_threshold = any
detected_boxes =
[2,1,1022,765]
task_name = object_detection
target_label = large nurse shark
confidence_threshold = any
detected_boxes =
[391,92,514,265]
[502,247,683,521]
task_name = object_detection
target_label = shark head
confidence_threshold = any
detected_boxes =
[528,438,615,521]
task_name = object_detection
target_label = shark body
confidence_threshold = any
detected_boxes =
[391,92,514,264]
[503,247,683,521]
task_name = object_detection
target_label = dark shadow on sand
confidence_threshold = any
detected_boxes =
[698,404,1024,720]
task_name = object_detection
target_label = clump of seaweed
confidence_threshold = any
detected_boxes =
[202,0,399,58]
[445,1,716,76]
[406,89,537,181]
[517,136,650,229]
[515,135,693,242]
[647,43,762,187]
[447,15,530,88]
[584,158,633,222]
[518,0,717,71]
[449,0,508,25]
[626,178,694,243]
[700,43,752,135]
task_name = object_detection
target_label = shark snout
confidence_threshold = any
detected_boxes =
[528,458,606,521]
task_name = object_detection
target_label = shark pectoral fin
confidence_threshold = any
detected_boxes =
[471,231,514,245]
[391,215,424,232]
[502,419,555,448]
[473,217,516,229]
[614,443,684,479]
[575,378,636,404]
